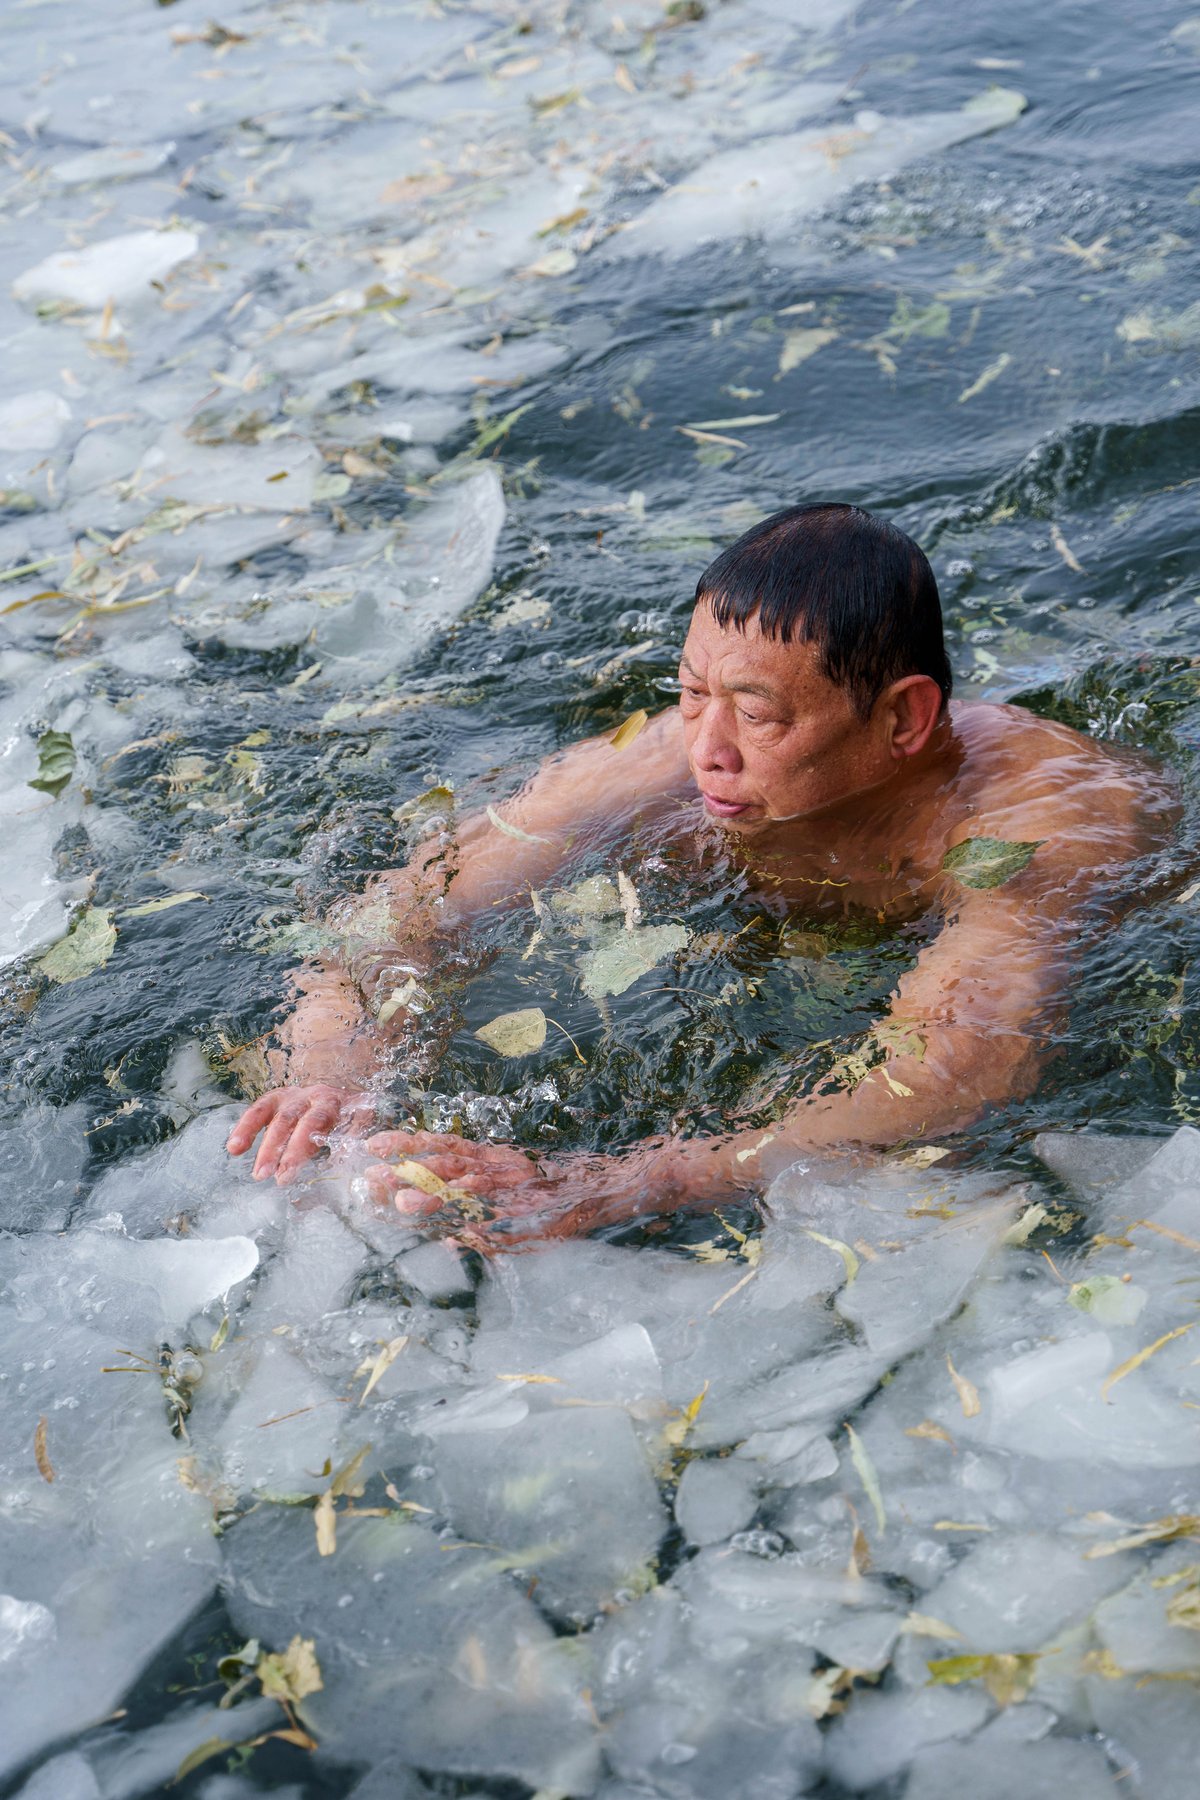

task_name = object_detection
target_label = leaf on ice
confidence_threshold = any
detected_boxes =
[845,1422,886,1533]
[1003,1202,1048,1245]
[941,836,1042,890]
[124,890,207,917]
[901,1611,963,1641]
[610,708,648,750]
[313,1491,337,1557]
[905,1419,956,1449]
[927,1651,1039,1706]
[1067,1273,1147,1326]
[34,1416,54,1483]
[37,907,117,983]
[778,327,837,375]
[330,1443,373,1498]
[946,1354,981,1418]
[524,247,577,278]
[257,1636,324,1704]
[475,1007,548,1056]
[358,1335,409,1405]
[486,803,550,845]
[804,1229,859,1284]
[1085,1515,1200,1558]
[1101,1321,1197,1404]
[578,922,689,999]
[28,728,75,799]
[685,414,780,429]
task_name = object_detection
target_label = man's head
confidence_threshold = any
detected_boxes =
[679,503,951,831]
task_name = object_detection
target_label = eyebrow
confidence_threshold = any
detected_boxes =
[679,655,783,704]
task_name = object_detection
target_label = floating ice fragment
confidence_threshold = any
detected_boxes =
[675,1457,758,1546]
[13,230,199,310]
[0,391,71,453]
[48,143,175,187]
[903,1733,1123,1800]
[0,1595,56,1663]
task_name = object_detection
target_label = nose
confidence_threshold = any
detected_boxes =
[689,700,742,776]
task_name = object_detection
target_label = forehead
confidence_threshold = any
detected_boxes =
[681,603,830,699]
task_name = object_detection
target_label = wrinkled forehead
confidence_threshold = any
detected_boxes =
[680,602,828,696]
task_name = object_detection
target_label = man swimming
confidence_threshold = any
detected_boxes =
[227,502,1175,1243]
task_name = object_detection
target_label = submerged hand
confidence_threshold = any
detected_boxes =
[227,1084,376,1185]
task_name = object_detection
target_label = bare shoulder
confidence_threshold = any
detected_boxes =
[945,700,1178,882]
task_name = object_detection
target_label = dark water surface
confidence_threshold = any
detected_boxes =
[2,0,1199,1795]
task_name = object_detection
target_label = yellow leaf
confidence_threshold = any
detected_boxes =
[1050,522,1084,574]
[610,709,648,750]
[804,1229,859,1283]
[124,890,207,917]
[927,1651,1038,1706]
[536,205,588,236]
[1084,1515,1200,1558]
[313,1490,337,1557]
[330,1442,373,1497]
[172,1737,232,1784]
[257,1635,324,1703]
[389,1157,453,1199]
[475,1007,548,1056]
[1101,1321,1197,1404]
[614,61,637,93]
[778,326,837,375]
[946,1353,981,1418]
[901,1611,963,1640]
[906,1419,956,1449]
[933,1520,995,1532]
[496,1372,563,1384]
[845,1422,886,1533]
[358,1336,409,1405]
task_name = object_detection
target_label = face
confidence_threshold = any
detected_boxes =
[677,604,894,833]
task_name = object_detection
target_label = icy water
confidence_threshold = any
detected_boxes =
[3,0,1200,1795]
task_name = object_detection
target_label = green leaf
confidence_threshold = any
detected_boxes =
[28,729,76,799]
[172,1737,232,1785]
[941,836,1042,890]
[475,1007,548,1056]
[1067,1273,1148,1325]
[578,923,689,1000]
[124,890,207,918]
[927,1651,1039,1707]
[889,295,951,342]
[845,1422,886,1533]
[37,908,117,983]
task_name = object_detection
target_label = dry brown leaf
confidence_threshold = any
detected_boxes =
[313,1489,337,1557]
[1101,1320,1197,1404]
[946,1353,981,1418]
[358,1336,409,1405]
[905,1419,957,1450]
[610,709,648,751]
[1050,522,1084,574]
[34,1415,55,1483]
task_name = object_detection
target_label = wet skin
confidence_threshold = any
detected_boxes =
[227,604,1176,1246]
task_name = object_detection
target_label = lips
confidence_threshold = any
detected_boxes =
[702,793,751,817]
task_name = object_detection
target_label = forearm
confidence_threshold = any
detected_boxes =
[269,961,397,1091]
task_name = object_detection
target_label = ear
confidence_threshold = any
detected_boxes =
[879,674,944,760]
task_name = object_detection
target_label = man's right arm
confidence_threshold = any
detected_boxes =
[227,708,689,1182]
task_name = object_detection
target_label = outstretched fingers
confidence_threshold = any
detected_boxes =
[226,1093,279,1156]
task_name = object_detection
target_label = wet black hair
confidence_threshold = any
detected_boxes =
[695,502,952,720]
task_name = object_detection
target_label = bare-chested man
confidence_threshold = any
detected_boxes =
[227,503,1175,1244]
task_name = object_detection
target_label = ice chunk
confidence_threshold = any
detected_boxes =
[675,1457,758,1546]
[391,1237,473,1303]
[1093,1542,1200,1676]
[1033,1130,1163,1195]
[48,143,175,187]
[836,1198,1017,1359]
[241,1206,365,1335]
[0,391,71,453]
[12,230,199,310]
[1087,1674,1200,1800]
[432,1407,668,1622]
[11,1753,101,1800]
[0,1100,87,1232]
[911,1533,1132,1654]
[89,1700,279,1800]
[221,1506,599,1791]
[133,422,322,514]
[213,1339,345,1499]
[606,91,1027,259]
[0,1593,56,1661]
[903,1733,1122,1800]
[825,1686,990,1791]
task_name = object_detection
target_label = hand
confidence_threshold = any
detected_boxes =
[227,1085,377,1185]
[359,1128,590,1251]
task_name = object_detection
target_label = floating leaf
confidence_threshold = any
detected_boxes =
[37,907,117,983]
[902,1611,963,1640]
[486,803,550,845]
[470,403,532,457]
[578,922,689,1000]
[779,327,837,374]
[610,709,648,751]
[34,1416,54,1483]
[28,729,75,799]
[927,1652,1039,1706]
[172,1738,232,1785]
[1068,1273,1147,1325]
[617,869,641,929]
[958,352,1011,404]
[124,890,207,918]
[390,1158,454,1199]
[889,295,951,342]
[941,836,1042,890]
[804,1229,859,1284]
[475,1007,548,1056]
[1050,523,1084,574]
[525,247,576,278]
[845,1422,886,1533]
[257,1636,324,1704]
[946,1354,981,1418]
[906,1419,956,1449]
[1101,1320,1197,1404]
[685,414,780,429]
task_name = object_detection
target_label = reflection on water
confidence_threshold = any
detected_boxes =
[2,0,1199,1793]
